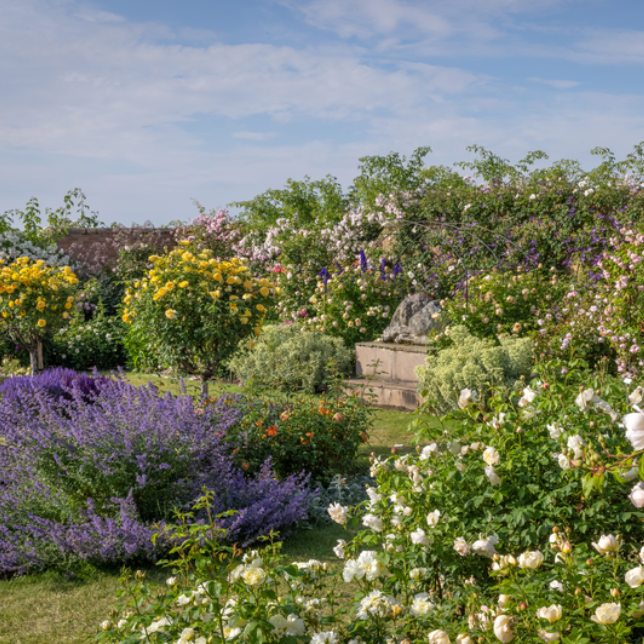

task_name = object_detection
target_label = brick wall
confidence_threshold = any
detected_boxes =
[56,227,177,267]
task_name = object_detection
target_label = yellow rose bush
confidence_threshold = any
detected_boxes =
[123,245,276,396]
[0,257,78,373]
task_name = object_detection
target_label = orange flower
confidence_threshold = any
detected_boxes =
[318,406,330,416]
[241,462,250,471]
[267,426,278,437]
[255,420,263,427]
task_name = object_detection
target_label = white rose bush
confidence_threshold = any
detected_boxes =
[96,359,644,643]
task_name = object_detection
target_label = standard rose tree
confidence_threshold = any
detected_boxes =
[122,245,276,397]
[0,257,78,374]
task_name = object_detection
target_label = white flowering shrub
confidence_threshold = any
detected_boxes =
[228,324,352,393]
[415,325,532,414]
[0,230,70,266]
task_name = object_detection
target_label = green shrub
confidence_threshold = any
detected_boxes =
[415,324,532,413]
[229,324,353,393]
[219,388,374,484]
[45,305,128,371]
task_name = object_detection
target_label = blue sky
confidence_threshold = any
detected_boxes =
[2,0,644,226]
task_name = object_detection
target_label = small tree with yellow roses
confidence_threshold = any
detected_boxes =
[0,257,78,374]
[122,244,276,397]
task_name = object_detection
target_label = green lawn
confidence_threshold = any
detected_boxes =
[0,373,434,644]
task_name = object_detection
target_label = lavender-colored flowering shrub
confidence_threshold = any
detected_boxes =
[0,373,314,574]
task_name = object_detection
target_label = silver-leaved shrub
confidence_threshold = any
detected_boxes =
[229,324,352,393]
[415,325,532,413]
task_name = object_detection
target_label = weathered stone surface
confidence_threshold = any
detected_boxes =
[382,293,443,344]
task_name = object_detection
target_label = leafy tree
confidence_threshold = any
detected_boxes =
[0,257,79,373]
[123,245,277,397]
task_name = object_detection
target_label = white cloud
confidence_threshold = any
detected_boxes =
[233,131,277,140]
[528,77,581,89]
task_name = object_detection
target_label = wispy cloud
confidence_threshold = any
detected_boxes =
[233,131,277,140]
[528,77,581,89]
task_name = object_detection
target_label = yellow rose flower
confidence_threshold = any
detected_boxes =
[179,281,189,288]
[226,276,235,285]
[256,304,266,312]
[260,287,269,297]
[165,309,177,319]
[240,317,249,324]
[63,312,69,319]
[37,319,46,327]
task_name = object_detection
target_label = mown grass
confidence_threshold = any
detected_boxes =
[0,373,436,644]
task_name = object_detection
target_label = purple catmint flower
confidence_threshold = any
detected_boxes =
[0,373,314,573]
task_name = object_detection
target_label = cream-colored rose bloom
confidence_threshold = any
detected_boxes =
[625,565,644,588]
[518,550,544,569]
[592,534,620,556]
[483,446,501,466]
[591,603,621,625]
[493,614,515,642]
[428,630,451,644]
[455,635,475,644]
[536,604,562,624]
[241,566,266,586]
[454,537,471,557]
[538,629,560,642]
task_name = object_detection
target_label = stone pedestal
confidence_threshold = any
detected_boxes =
[344,342,426,411]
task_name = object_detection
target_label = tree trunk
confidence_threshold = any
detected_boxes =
[200,376,209,400]
[29,347,39,376]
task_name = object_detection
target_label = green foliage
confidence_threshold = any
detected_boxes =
[233,174,348,230]
[45,305,128,371]
[442,267,566,339]
[306,261,410,345]
[221,387,373,484]
[415,325,532,413]
[123,250,275,393]
[349,147,433,208]
[1,188,102,245]
[229,324,352,393]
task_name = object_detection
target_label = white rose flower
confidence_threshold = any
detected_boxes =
[547,423,563,440]
[626,565,644,588]
[411,528,430,546]
[333,539,346,558]
[472,535,498,558]
[327,503,349,525]
[592,534,620,555]
[420,443,438,460]
[575,388,595,411]
[410,592,434,616]
[485,465,501,486]
[629,483,644,508]
[483,446,501,466]
[522,386,539,403]
[567,434,585,459]
[362,513,384,532]
[536,605,562,623]
[427,510,441,528]
[453,537,470,557]
[624,413,644,450]
[629,386,644,405]
[556,454,571,470]
[538,629,560,642]
[518,550,544,569]
[428,630,451,644]
[455,635,474,644]
[493,614,515,642]
[458,388,478,409]
[591,603,621,625]
[549,579,564,592]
